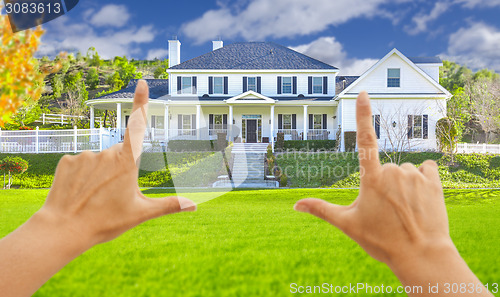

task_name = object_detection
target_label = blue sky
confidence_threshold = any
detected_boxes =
[31,0,500,75]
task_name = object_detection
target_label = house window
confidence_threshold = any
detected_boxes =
[213,77,224,94]
[282,114,292,130]
[182,114,192,130]
[313,114,323,130]
[282,77,292,94]
[387,68,400,88]
[408,115,429,139]
[248,77,257,92]
[182,77,192,94]
[151,115,165,129]
[312,77,323,94]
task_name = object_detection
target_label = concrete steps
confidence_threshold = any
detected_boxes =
[213,143,278,188]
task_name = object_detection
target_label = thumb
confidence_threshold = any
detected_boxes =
[140,196,197,221]
[294,198,349,231]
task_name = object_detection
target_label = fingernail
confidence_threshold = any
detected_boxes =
[294,203,309,213]
[178,197,197,212]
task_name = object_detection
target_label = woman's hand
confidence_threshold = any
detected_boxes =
[294,91,493,296]
[0,80,195,297]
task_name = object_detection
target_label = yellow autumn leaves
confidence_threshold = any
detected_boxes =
[0,14,45,126]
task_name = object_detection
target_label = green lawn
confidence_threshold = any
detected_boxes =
[0,189,499,297]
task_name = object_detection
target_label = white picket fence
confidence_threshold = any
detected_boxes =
[456,143,500,154]
[0,127,119,154]
[36,113,104,125]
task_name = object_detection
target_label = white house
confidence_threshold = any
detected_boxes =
[87,40,451,152]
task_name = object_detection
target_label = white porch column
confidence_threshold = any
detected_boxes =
[229,105,234,142]
[303,105,308,140]
[270,105,275,148]
[164,104,169,141]
[90,106,95,129]
[116,103,122,138]
[196,104,201,140]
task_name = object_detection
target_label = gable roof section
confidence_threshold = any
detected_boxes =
[408,56,442,64]
[93,79,168,100]
[336,76,360,94]
[225,91,276,104]
[337,49,451,99]
[169,42,338,70]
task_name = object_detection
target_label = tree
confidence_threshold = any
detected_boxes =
[10,97,42,127]
[436,117,459,158]
[0,14,45,126]
[86,67,100,90]
[87,47,103,69]
[106,72,125,91]
[439,60,472,93]
[467,77,500,143]
[0,156,28,189]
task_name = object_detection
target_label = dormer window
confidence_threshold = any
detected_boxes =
[387,68,400,88]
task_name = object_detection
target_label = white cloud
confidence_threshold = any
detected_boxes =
[454,0,500,8]
[146,48,169,60]
[37,16,156,59]
[405,2,450,35]
[181,0,395,44]
[88,4,131,28]
[290,37,378,76]
[443,22,500,71]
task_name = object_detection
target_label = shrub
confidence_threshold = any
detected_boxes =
[0,156,29,188]
[275,133,285,152]
[168,140,216,152]
[344,132,357,152]
[436,117,458,153]
[490,156,500,169]
[282,140,336,152]
[216,133,228,151]
[279,173,288,187]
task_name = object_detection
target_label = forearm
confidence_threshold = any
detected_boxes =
[389,243,493,297]
[0,210,90,297]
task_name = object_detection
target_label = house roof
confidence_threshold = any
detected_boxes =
[408,56,442,64]
[169,42,338,70]
[160,95,332,102]
[94,79,168,100]
[336,76,360,94]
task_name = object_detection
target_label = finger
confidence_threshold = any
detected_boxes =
[122,80,149,166]
[400,162,419,173]
[294,198,349,231]
[356,91,381,183]
[419,160,441,183]
[139,196,197,221]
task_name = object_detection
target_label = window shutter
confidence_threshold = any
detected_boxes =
[277,76,282,94]
[375,115,381,139]
[257,77,262,93]
[293,76,297,94]
[309,114,313,130]
[224,76,229,94]
[323,76,328,94]
[192,77,197,94]
[292,114,297,129]
[278,114,283,129]
[178,114,182,130]
[223,114,228,129]
[408,115,413,139]
[177,77,182,94]
[243,77,247,92]
[209,114,214,129]
[322,114,327,129]
[208,77,213,94]
[423,115,428,139]
[308,76,312,94]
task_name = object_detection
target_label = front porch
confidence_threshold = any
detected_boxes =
[88,92,339,147]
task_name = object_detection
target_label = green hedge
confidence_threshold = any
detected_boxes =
[281,140,336,152]
[344,132,357,152]
[167,140,217,152]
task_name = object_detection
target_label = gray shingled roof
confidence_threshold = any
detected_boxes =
[170,42,338,70]
[93,79,168,100]
[336,76,360,94]
[408,57,442,64]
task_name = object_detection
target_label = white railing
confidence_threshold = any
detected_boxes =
[456,143,500,154]
[36,113,104,125]
[307,129,331,140]
[274,129,303,141]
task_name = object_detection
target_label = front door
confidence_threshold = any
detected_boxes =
[247,120,257,143]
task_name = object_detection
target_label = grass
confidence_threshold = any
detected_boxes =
[0,189,498,297]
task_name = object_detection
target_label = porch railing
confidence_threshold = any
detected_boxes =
[273,129,334,141]
[456,143,500,154]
